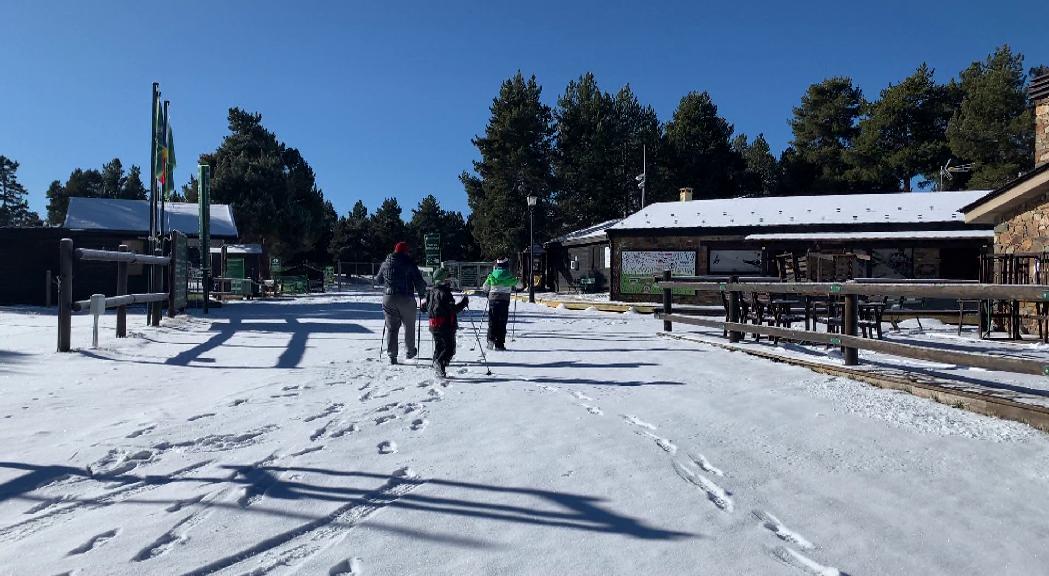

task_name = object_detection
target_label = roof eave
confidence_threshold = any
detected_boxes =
[962,165,1049,224]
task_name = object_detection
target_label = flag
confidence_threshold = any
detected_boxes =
[164,124,176,199]
[154,102,168,189]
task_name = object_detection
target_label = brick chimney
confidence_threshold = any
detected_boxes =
[679,187,693,202]
[1033,73,1049,167]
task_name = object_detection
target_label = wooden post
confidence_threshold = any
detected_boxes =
[843,293,859,366]
[116,245,128,337]
[45,270,52,308]
[662,269,672,332]
[57,238,73,352]
[167,237,176,318]
[728,275,742,342]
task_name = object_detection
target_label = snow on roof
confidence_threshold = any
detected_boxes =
[63,197,239,238]
[612,190,993,231]
[209,243,263,255]
[745,230,994,242]
[550,219,621,245]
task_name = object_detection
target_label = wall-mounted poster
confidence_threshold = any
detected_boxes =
[620,250,696,295]
[709,249,762,274]
[871,248,914,279]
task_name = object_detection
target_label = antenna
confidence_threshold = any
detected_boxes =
[635,144,647,210]
[939,159,974,190]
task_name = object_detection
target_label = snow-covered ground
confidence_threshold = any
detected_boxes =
[1,292,1048,575]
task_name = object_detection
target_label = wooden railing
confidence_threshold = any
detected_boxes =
[655,274,1049,377]
[57,236,182,352]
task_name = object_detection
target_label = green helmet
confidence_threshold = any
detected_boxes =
[432,267,451,284]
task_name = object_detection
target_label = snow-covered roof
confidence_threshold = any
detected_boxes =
[612,190,993,231]
[63,197,239,238]
[209,243,263,255]
[550,219,620,246]
[745,230,994,242]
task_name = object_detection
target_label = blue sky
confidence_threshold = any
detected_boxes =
[2,1,1045,219]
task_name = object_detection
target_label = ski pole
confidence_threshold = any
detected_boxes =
[464,302,492,375]
[379,321,386,360]
[511,295,518,342]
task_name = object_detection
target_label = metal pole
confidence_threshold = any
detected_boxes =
[728,275,742,343]
[167,236,176,318]
[662,269,672,332]
[149,83,159,325]
[116,245,128,337]
[151,247,162,326]
[641,144,646,209]
[528,206,535,303]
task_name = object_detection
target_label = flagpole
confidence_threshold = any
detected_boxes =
[149,83,159,323]
[161,100,169,242]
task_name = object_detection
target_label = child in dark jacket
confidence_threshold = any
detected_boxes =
[421,267,469,378]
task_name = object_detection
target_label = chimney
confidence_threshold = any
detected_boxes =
[679,187,694,202]
[1033,73,1049,167]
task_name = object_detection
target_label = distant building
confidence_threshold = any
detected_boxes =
[0,198,239,306]
[544,219,619,293]
[607,187,993,304]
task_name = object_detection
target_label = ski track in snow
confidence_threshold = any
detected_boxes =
[643,431,677,454]
[622,415,657,430]
[179,469,423,576]
[688,452,725,477]
[328,557,363,575]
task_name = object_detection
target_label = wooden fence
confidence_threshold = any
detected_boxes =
[655,272,1049,377]
[57,236,183,352]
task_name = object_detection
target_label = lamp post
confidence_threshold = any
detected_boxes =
[526,194,537,303]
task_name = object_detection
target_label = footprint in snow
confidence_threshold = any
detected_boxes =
[378,441,397,454]
[410,418,428,431]
[581,404,603,415]
[769,546,842,576]
[126,424,156,439]
[68,528,120,555]
[753,511,814,549]
[673,459,733,512]
[187,413,215,422]
[228,399,248,407]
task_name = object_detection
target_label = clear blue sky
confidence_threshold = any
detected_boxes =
[2,1,1045,219]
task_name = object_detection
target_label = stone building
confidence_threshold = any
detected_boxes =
[962,73,1049,255]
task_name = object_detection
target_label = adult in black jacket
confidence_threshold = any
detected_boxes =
[374,241,427,364]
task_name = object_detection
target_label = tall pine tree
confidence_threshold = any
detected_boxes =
[663,91,742,199]
[851,64,955,191]
[329,200,373,264]
[0,156,40,227]
[370,197,407,260]
[947,45,1034,188]
[464,72,554,259]
[783,77,867,193]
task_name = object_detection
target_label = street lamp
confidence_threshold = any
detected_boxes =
[526,194,538,303]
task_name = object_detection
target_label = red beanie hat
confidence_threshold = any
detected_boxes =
[394,241,410,254]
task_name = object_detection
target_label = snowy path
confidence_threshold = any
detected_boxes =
[1,292,1048,575]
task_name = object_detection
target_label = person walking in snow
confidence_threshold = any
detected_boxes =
[481,258,521,350]
[375,241,427,364]
[420,267,469,378]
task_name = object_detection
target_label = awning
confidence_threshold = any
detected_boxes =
[744,230,993,242]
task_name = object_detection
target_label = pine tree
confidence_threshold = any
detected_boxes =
[206,108,332,259]
[851,64,955,191]
[45,180,66,225]
[0,156,39,227]
[553,73,619,231]
[329,200,373,264]
[948,45,1034,188]
[100,158,126,198]
[122,165,148,200]
[464,72,554,259]
[783,77,866,193]
[611,85,664,210]
[663,91,743,199]
[407,194,446,252]
[733,134,780,196]
[370,197,407,260]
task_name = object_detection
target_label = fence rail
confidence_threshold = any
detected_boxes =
[58,237,181,352]
[654,273,1049,378]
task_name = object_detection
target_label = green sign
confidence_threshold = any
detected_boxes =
[227,257,245,294]
[173,233,189,309]
[424,233,441,266]
[271,257,282,276]
[324,265,335,290]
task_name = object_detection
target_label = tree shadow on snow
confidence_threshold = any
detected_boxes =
[0,461,697,570]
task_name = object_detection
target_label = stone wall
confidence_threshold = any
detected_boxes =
[993,191,1049,254]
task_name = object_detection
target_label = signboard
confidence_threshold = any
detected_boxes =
[227,257,245,294]
[173,233,188,309]
[324,266,335,290]
[620,251,696,295]
[709,249,762,274]
[270,257,282,277]
[424,233,441,266]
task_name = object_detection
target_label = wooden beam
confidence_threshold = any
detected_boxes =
[656,280,1049,301]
